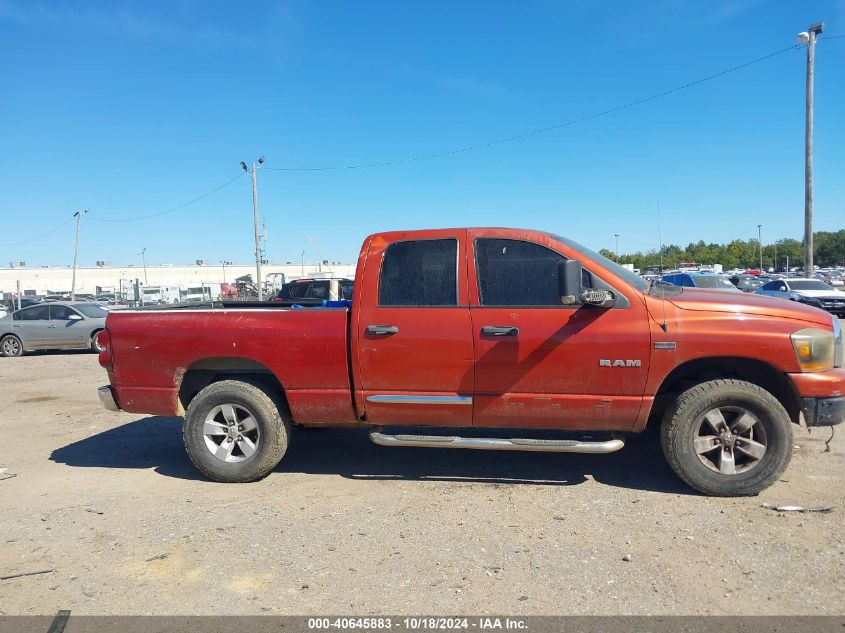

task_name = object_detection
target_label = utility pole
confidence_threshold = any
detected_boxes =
[799,22,823,275]
[614,234,619,260]
[757,224,763,272]
[70,209,88,301]
[241,157,265,300]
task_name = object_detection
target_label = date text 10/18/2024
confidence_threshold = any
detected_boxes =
[307,618,528,630]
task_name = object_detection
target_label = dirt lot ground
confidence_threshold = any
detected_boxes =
[0,352,842,616]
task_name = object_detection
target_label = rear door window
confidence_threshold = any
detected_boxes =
[14,305,49,321]
[379,239,457,306]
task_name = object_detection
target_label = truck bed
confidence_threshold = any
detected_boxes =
[104,305,357,424]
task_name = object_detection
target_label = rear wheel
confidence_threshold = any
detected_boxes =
[660,379,792,496]
[183,380,291,483]
[0,335,23,357]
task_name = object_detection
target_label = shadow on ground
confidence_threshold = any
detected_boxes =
[51,416,694,494]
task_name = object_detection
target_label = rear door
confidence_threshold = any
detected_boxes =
[468,230,651,430]
[355,231,474,426]
[12,305,50,348]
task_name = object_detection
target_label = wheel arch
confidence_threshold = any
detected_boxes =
[647,356,802,428]
[178,356,289,417]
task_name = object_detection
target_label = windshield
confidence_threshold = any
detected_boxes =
[549,233,649,292]
[790,280,833,291]
[75,304,108,318]
[693,276,736,289]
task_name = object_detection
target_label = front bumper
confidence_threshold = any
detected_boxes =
[98,385,121,412]
[802,396,845,427]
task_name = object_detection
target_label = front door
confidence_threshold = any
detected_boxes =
[468,232,651,430]
[355,231,474,426]
[47,304,87,347]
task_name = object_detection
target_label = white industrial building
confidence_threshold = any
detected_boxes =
[0,261,357,300]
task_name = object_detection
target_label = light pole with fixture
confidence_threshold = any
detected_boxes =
[797,21,823,275]
[71,209,88,301]
[9,261,22,310]
[219,260,232,284]
[139,248,148,284]
[757,224,763,272]
[240,156,265,300]
[614,234,619,260]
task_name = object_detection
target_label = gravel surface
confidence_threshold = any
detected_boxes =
[0,352,842,615]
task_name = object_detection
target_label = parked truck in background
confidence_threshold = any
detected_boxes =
[96,228,844,496]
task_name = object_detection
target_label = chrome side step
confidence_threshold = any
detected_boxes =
[369,431,625,454]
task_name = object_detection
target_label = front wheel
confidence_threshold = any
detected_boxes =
[90,330,104,353]
[660,379,793,496]
[183,380,291,483]
[0,335,23,357]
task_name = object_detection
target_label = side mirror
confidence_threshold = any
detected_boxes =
[558,259,615,308]
[68,314,83,321]
[581,288,615,308]
[558,259,582,305]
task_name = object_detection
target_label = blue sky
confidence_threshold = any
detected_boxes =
[1,0,843,266]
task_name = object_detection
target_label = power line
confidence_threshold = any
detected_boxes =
[87,172,246,223]
[0,216,75,247]
[265,43,802,172]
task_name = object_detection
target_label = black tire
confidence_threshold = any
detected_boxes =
[660,379,793,497]
[183,379,291,483]
[0,335,23,357]
[90,330,104,353]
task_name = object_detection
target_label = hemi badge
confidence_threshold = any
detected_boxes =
[654,341,677,350]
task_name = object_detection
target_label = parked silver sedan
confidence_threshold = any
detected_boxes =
[0,302,109,357]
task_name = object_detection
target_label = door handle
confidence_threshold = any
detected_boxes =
[366,325,399,335]
[481,325,519,337]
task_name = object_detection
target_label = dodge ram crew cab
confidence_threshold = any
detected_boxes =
[96,228,844,496]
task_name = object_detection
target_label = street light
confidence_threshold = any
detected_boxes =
[9,261,22,310]
[70,208,88,301]
[241,156,266,300]
[614,234,620,260]
[301,250,306,276]
[138,248,148,284]
[219,260,232,283]
[757,225,763,272]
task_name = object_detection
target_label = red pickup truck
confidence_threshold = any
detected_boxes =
[97,228,844,496]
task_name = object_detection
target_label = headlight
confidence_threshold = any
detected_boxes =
[791,328,835,371]
[833,317,843,369]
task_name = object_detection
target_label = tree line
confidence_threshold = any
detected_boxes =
[599,229,845,271]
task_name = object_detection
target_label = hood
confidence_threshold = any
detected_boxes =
[791,289,845,299]
[664,287,833,326]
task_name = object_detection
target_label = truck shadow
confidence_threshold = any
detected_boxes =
[50,416,695,494]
